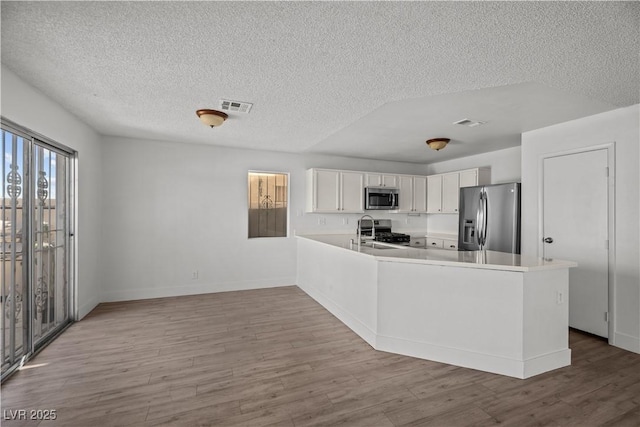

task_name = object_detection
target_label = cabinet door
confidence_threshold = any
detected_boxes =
[442,173,460,213]
[382,174,399,188]
[413,176,427,212]
[366,173,397,187]
[410,237,426,248]
[426,238,444,248]
[340,171,364,212]
[427,175,442,213]
[443,239,458,250]
[365,173,382,187]
[314,169,341,211]
[459,169,478,188]
[397,175,414,212]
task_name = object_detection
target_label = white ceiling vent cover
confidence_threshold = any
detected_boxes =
[453,118,485,127]
[219,99,253,114]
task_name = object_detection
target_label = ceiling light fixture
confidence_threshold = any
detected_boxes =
[426,138,450,151]
[196,109,228,127]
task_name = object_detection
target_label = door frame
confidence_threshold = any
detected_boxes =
[538,142,616,342]
[1,117,76,381]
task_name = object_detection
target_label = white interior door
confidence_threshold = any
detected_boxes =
[543,148,609,338]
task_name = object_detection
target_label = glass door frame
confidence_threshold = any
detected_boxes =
[1,117,76,381]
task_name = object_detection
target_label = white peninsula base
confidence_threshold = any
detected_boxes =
[296,235,575,379]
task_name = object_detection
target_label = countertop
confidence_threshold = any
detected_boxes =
[296,234,577,272]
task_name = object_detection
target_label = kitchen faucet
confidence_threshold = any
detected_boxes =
[356,214,376,250]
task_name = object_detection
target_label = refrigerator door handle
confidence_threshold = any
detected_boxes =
[476,193,483,247]
[482,190,488,246]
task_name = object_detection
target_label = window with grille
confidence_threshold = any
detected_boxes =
[248,172,288,238]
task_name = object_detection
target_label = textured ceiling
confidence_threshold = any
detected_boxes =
[1,1,638,163]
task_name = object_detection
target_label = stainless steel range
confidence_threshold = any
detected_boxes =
[358,219,411,245]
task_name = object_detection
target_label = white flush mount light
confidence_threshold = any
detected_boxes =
[196,109,228,127]
[453,118,486,127]
[426,138,450,151]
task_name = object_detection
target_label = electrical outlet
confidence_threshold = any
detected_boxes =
[556,291,563,305]
[191,270,199,280]
[318,217,326,225]
[343,218,349,225]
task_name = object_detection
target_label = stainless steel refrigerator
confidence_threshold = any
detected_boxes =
[458,183,521,254]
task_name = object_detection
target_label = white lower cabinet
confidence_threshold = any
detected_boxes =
[426,237,458,250]
[443,239,458,250]
[426,238,444,248]
[306,168,364,213]
[409,237,426,248]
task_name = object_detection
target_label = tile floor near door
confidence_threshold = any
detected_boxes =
[1,286,639,426]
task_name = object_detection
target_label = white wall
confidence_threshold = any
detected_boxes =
[423,146,522,234]
[521,105,640,353]
[99,136,429,302]
[1,65,103,319]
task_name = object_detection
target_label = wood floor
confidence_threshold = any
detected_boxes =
[2,286,639,426]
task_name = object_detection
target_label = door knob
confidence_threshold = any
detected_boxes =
[543,237,554,243]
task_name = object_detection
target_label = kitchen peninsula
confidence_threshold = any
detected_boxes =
[296,234,577,379]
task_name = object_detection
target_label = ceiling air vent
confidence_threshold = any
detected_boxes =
[219,99,253,114]
[453,118,485,127]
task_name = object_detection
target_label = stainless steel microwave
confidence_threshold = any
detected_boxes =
[364,187,399,210]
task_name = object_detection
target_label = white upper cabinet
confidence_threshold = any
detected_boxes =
[442,173,460,213]
[397,175,414,212]
[426,175,442,213]
[459,168,490,188]
[398,175,427,213]
[459,169,477,188]
[365,173,398,188]
[341,171,366,212]
[413,176,427,212]
[306,167,489,214]
[306,168,364,213]
[427,168,490,214]
[428,173,459,213]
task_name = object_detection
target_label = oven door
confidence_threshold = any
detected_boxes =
[365,187,398,210]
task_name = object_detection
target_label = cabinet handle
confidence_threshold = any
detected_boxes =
[449,245,456,248]
[431,242,437,246]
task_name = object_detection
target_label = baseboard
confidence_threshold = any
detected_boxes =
[100,277,296,303]
[522,349,572,378]
[297,283,377,348]
[376,334,571,379]
[77,295,100,320]
[613,331,640,354]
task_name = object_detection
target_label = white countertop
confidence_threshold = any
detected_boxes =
[296,234,577,272]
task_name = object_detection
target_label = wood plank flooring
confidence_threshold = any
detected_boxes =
[2,286,639,426]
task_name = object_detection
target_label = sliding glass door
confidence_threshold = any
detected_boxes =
[1,129,29,376]
[32,143,72,347]
[1,123,74,380]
